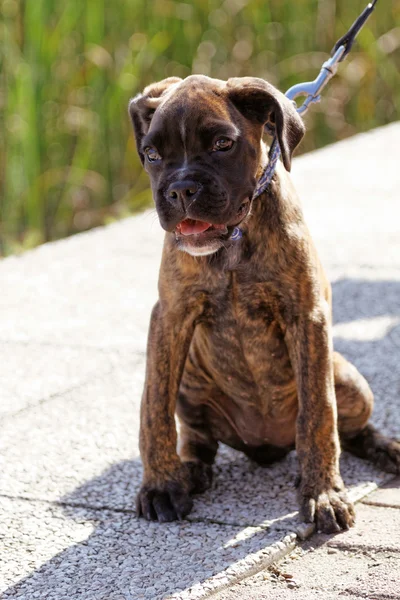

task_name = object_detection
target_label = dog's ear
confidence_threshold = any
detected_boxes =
[129,77,182,164]
[226,77,305,171]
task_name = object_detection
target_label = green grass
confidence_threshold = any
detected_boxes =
[1,0,399,255]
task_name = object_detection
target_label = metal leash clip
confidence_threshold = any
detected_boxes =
[285,0,378,115]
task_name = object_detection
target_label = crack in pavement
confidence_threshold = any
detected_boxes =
[361,500,400,509]
[0,492,278,529]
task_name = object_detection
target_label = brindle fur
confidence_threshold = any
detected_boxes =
[130,75,400,532]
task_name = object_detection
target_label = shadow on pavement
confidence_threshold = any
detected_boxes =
[331,278,400,438]
[4,277,400,600]
[332,278,400,325]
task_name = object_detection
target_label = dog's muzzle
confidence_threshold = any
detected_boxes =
[173,199,251,257]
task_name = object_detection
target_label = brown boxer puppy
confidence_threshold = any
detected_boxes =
[129,75,400,533]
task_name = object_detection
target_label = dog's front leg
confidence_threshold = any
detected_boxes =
[136,299,201,522]
[285,301,355,533]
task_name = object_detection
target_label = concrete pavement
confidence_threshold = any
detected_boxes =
[0,122,399,599]
[213,478,400,599]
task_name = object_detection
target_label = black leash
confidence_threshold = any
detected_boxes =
[332,0,379,62]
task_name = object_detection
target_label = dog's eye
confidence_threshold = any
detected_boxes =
[212,137,234,152]
[144,147,162,162]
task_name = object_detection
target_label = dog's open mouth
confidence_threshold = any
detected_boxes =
[174,200,251,256]
[175,219,228,237]
[174,219,229,256]
[175,200,251,238]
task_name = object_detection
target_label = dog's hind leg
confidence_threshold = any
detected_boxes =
[334,351,400,474]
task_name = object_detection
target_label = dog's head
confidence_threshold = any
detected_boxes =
[129,75,304,256]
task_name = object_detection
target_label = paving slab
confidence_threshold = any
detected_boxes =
[0,361,143,503]
[0,342,122,418]
[0,214,162,349]
[291,122,400,269]
[213,544,400,600]
[362,476,400,508]
[214,483,400,600]
[0,496,295,600]
[327,504,400,552]
[0,497,95,595]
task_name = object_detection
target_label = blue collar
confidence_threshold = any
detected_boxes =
[252,136,281,200]
[231,132,281,241]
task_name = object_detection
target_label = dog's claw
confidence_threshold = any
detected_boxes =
[152,493,177,522]
[136,481,193,522]
[300,487,355,533]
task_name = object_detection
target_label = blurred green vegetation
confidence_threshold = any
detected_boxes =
[1,0,399,256]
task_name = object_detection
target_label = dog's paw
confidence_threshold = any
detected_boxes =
[364,432,400,474]
[343,425,400,475]
[372,437,400,474]
[185,461,213,494]
[136,480,193,523]
[299,486,355,534]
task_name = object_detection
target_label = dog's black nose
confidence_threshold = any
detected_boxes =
[166,180,201,206]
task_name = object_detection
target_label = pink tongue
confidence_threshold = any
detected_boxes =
[179,219,212,236]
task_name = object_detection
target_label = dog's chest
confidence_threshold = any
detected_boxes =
[196,276,295,405]
[189,276,298,447]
